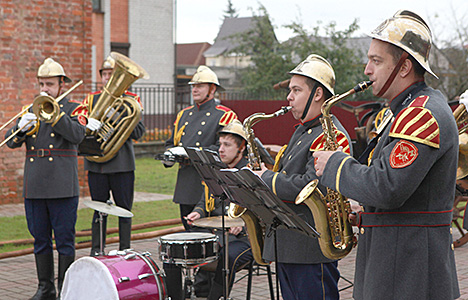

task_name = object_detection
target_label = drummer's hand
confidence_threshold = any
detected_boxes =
[348,199,362,226]
[229,226,243,236]
[185,212,201,225]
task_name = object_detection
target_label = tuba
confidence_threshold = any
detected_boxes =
[295,80,372,260]
[453,91,468,179]
[228,106,292,265]
[80,52,149,162]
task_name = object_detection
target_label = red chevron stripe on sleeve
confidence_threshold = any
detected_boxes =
[219,110,238,126]
[310,131,351,154]
[389,106,440,148]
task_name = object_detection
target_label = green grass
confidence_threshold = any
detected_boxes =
[0,157,180,254]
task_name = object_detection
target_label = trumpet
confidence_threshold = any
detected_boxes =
[0,80,83,148]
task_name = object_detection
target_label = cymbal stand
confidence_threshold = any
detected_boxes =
[97,208,109,256]
[220,194,231,300]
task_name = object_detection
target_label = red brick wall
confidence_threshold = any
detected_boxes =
[0,0,93,204]
[111,0,128,43]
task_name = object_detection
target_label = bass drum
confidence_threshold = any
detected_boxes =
[61,250,167,300]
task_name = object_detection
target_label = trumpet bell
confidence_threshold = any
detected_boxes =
[32,95,60,123]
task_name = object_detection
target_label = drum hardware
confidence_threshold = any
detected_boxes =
[159,232,219,300]
[83,200,134,256]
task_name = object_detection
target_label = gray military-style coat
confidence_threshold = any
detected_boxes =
[321,82,460,300]
[165,99,237,205]
[6,97,86,199]
[261,115,352,264]
[82,91,146,173]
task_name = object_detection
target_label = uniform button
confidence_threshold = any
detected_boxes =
[185,122,189,125]
[182,132,185,136]
[201,121,206,125]
[189,112,193,116]
[196,142,200,146]
[31,146,35,150]
[50,133,55,137]
[60,104,63,108]
[179,142,183,146]
[206,112,211,116]
[451,243,455,251]
[288,155,292,160]
[49,144,54,149]
[198,131,202,135]
[308,129,312,134]
[297,140,302,145]
[49,157,53,162]
[30,158,34,162]
[360,228,365,234]
[282,170,287,174]
[450,227,453,234]
[32,134,36,138]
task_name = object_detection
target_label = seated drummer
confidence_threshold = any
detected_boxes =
[186,119,253,300]
[164,120,253,300]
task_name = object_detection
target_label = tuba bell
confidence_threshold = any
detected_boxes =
[79,52,149,162]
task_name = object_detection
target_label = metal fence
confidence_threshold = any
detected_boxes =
[90,83,289,143]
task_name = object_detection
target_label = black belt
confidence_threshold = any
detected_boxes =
[358,209,453,227]
[26,149,78,158]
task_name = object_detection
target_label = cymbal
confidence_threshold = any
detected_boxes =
[83,200,134,218]
[193,216,244,229]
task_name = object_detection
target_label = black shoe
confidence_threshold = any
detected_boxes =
[30,253,56,300]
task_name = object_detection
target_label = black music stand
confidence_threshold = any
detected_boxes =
[185,147,320,300]
[185,147,232,299]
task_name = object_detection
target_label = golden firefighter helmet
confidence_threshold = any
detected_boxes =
[289,54,335,95]
[189,65,224,90]
[368,9,437,78]
[99,56,115,73]
[37,58,72,83]
[218,119,247,142]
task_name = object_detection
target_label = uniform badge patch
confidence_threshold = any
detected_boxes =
[78,115,87,126]
[389,140,418,168]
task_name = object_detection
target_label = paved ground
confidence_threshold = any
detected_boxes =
[0,194,467,300]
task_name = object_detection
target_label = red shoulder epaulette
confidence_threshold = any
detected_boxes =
[389,95,440,148]
[310,130,351,154]
[219,110,238,126]
[215,105,233,112]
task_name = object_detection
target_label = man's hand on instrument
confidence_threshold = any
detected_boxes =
[229,226,243,236]
[161,150,175,167]
[86,118,102,132]
[313,146,343,177]
[348,199,362,226]
[459,89,468,110]
[18,113,37,132]
[185,212,201,225]
[251,162,268,177]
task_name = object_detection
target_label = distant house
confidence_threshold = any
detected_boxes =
[202,16,277,88]
[176,42,212,86]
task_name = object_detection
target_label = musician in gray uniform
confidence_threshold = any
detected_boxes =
[164,65,237,230]
[253,54,353,299]
[5,58,86,299]
[314,10,460,300]
[163,66,237,297]
[82,57,146,256]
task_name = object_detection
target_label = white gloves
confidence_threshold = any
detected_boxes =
[168,146,188,157]
[18,113,37,132]
[86,118,102,132]
[460,90,468,110]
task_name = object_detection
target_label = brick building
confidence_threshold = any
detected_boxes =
[0,0,175,204]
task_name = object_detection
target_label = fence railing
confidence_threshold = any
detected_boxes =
[89,83,290,143]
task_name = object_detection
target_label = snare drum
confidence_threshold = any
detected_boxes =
[61,250,166,300]
[159,232,218,266]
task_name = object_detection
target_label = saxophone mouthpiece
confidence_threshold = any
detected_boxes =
[353,81,373,93]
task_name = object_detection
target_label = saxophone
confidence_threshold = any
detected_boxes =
[228,106,292,265]
[296,80,372,260]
